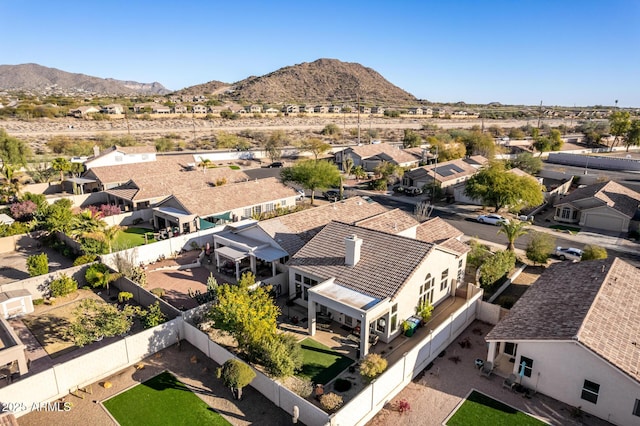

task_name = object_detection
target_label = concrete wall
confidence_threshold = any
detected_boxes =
[0,264,91,299]
[547,152,640,171]
[112,276,181,319]
[332,291,482,426]
[0,318,181,418]
[45,192,108,208]
[103,209,154,227]
[477,300,502,325]
[0,233,42,254]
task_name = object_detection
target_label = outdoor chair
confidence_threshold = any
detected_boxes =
[480,361,494,377]
[503,373,517,391]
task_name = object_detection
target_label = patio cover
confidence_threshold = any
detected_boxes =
[153,206,194,219]
[66,177,97,184]
[253,246,288,262]
[216,245,248,261]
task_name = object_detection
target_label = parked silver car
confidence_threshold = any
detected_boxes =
[555,247,583,261]
[476,214,509,226]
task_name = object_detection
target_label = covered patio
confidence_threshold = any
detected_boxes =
[213,228,288,282]
[151,206,198,237]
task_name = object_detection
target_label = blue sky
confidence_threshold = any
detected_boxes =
[2,1,639,107]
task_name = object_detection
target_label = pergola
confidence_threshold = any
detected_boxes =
[308,278,390,358]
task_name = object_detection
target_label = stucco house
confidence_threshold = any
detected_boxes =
[485,258,640,426]
[83,145,157,170]
[69,105,101,118]
[289,219,467,358]
[553,180,640,233]
[100,104,124,115]
[335,142,419,172]
[403,157,484,193]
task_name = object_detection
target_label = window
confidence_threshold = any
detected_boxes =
[265,203,274,212]
[504,342,518,357]
[440,269,449,291]
[243,208,251,218]
[519,356,533,378]
[561,207,571,219]
[633,399,640,417]
[295,273,301,282]
[281,199,287,206]
[420,274,435,305]
[581,380,600,404]
[390,304,398,332]
[376,317,386,333]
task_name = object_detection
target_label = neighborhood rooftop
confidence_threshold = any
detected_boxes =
[486,257,640,383]
[258,196,389,256]
[354,208,419,234]
[288,221,435,300]
[554,180,640,218]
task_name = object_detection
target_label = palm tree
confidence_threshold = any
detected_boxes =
[198,157,212,173]
[85,263,122,295]
[70,209,107,238]
[51,157,72,183]
[1,164,23,200]
[498,220,529,252]
[83,225,122,253]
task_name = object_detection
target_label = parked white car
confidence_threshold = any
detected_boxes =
[555,247,583,261]
[477,214,509,226]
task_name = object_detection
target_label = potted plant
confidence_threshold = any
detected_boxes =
[416,301,434,326]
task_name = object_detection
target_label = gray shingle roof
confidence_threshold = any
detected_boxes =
[487,258,640,383]
[554,180,640,218]
[288,221,434,300]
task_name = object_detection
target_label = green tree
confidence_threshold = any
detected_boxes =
[67,299,136,347]
[624,120,640,152]
[208,272,280,352]
[343,155,354,176]
[138,301,166,328]
[467,240,491,269]
[26,253,49,276]
[85,263,122,295]
[280,160,341,204]
[248,333,303,377]
[464,161,544,212]
[83,225,122,254]
[508,152,542,175]
[51,157,72,182]
[43,199,73,234]
[265,130,288,162]
[70,209,107,238]
[427,137,466,161]
[498,220,528,251]
[609,110,631,149]
[582,244,608,260]
[460,131,495,158]
[508,128,526,139]
[479,250,516,288]
[321,123,340,136]
[215,131,240,149]
[374,161,404,185]
[217,359,256,400]
[297,138,332,161]
[0,129,31,166]
[402,129,422,148]
[525,231,555,265]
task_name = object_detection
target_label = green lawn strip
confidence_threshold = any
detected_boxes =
[549,224,581,235]
[298,338,354,385]
[447,390,546,426]
[103,371,230,426]
[114,227,156,248]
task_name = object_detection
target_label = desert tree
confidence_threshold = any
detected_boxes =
[280,160,340,204]
[498,220,529,251]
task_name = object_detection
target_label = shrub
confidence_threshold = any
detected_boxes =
[139,302,166,328]
[33,298,44,306]
[582,244,607,260]
[150,288,165,298]
[50,273,78,297]
[416,300,433,323]
[118,291,133,303]
[249,333,302,377]
[10,200,37,221]
[525,231,555,265]
[73,254,97,266]
[27,253,49,276]
[288,376,313,398]
[497,295,517,309]
[319,392,343,412]
[360,353,388,381]
[395,398,411,414]
[321,123,340,136]
[99,204,121,217]
[333,378,352,392]
[479,250,516,288]
[217,359,256,400]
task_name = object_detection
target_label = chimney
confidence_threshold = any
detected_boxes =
[344,234,363,266]
[93,145,100,157]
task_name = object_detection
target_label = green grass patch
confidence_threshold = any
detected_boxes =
[298,338,354,385]
[114,227,156,249]
[103,371,230,426]
[447,390,547,425]
[549,224,581,235]
[229,165,241,170]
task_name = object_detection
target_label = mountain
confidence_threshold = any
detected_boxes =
[0,63,169,95]
[179,58,418,105]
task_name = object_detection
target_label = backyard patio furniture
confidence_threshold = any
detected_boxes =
[480,361,494,378]
[503,373,517,391]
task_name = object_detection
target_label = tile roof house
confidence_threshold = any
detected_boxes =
[485,258,640,426]
[335,142,419,172]
[83,145,157,170]
[289,220,468,357]
[403,157,484,193]
[553,180,640,233]
[69,105,101,118]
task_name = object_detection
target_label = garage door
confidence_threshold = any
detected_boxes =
[583,213,624,232]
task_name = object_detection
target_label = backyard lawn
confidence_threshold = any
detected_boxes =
[114,227,155,249]
[298,338,354,385]
[103,371,230,426]
[447,390,547,426]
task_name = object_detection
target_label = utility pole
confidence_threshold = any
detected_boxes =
[357,93,361,145]
[537,100,543,129]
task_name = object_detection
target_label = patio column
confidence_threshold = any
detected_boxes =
[487,341,497,364]
[308,300,317,336]
[361,315,370,357]
[249,254,256,275]
[271,261,276,277]
[235,261,240,281]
